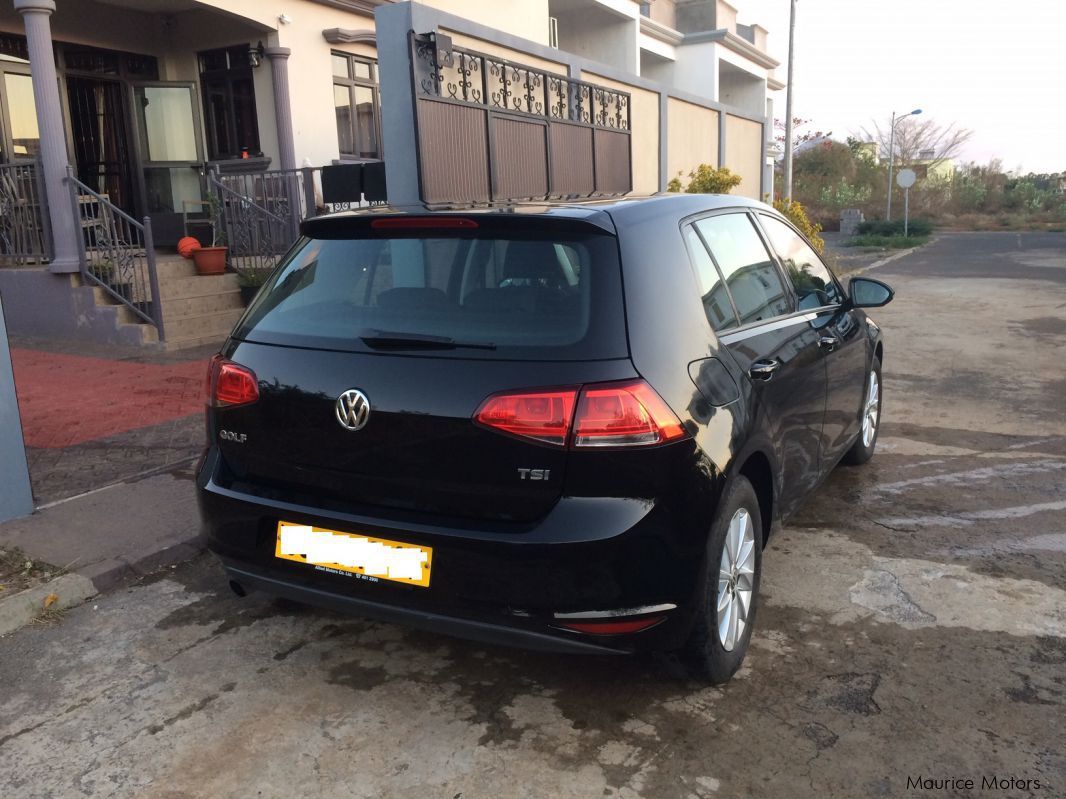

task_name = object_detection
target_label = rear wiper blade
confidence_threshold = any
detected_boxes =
[359,329,497,351]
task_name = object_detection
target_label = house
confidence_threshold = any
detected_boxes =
[910,148,955,182]
[0,0,778,349]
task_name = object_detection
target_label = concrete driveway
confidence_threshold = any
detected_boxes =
[1,232,1063,798]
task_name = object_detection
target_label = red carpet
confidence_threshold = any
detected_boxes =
[10,349,208,449]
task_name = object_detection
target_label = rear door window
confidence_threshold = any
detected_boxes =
[234,225,627,360]
[694,214,793,326]
[682,224,738,331]
[758,215,844,310]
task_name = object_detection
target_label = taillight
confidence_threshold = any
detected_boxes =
[474,388,577,447]
[473,379,686,449]
[572,380,686,448]
[207,355,259,408]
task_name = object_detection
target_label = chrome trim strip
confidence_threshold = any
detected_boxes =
[717,312,818,345]
[553,603,678,620]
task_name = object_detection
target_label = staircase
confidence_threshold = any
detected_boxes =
[84,254,246,350]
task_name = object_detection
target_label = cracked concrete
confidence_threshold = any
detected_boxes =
[0,231,1063,797]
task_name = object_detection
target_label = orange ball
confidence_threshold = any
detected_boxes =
[177,236,202,259]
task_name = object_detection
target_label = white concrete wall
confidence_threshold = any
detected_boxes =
[555,4,639,74]
[639,49,675,83]
[725,113,762,199]
[717,50,767,119]
[673,40,718,99]
[667,97,718,183]
[423,0,551,45]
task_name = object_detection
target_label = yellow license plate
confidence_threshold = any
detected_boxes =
[275,521,432,587]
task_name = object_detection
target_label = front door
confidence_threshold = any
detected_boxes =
[130,81,206,244]
[755,213,867,467]
[67,75,137,216]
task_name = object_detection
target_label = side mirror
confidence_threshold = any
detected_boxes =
[849,277,894,308]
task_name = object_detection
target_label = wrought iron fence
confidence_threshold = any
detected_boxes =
[208,166,378,283]
[66,168,165,340]
[414,40,631,131]
[207,167,305,282]
[0,161,51,265]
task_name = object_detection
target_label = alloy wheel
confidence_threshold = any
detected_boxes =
[716,508,756,652]
[862,370,880,448]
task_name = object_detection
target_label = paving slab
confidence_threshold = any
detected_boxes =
[0,572,97,637]
[0,467,204,593]
[8,339,212,506]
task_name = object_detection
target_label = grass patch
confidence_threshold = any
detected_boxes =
[0,547,63,595]
[31,605,67,627]
[845,234,930,249]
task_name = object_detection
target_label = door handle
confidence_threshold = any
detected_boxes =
[749,358,781,381]
[819,336,840,352]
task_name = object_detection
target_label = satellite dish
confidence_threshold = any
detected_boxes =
[896,169,917,189]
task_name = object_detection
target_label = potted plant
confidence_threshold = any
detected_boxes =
[192,193,228,275]
[237,268,268,306]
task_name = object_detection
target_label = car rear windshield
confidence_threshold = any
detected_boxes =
[233,224,628,360]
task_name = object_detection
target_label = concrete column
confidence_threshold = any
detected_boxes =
[0,295,34,522]
[658,92,669,192]
[14,0,80,273]
[265,47,296,171]
[375,1,438,206]
[717,110,727,169]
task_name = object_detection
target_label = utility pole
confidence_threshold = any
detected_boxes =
[782,0,796,202]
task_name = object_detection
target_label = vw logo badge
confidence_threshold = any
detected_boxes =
[335,389,371,431]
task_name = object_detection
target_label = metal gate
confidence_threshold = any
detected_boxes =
[410,34,632,204]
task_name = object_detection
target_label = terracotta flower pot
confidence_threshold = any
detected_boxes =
[193,246,227,275]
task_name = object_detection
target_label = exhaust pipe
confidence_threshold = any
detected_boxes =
[229,579,247,598]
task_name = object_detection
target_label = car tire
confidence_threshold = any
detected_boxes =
[682,475,763,684]
[842,357,883,466]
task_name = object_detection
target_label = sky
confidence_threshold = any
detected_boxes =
[736,0,1066,173]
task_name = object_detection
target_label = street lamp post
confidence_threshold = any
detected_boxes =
[886,108,922,220]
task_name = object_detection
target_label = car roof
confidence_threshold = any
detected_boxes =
[304,194,775,236]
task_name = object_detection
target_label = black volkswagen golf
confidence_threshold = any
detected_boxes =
[197,194,893,683]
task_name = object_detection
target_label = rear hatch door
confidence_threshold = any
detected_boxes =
[213,213,632,523]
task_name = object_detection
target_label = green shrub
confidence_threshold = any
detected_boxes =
[667,165,743,195]
[773,198,825,253]
[857,218,933,237]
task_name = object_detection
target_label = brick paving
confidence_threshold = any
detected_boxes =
[11,349,206,448]
[9,341,217,505]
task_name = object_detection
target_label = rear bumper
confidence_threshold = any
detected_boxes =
[224,563,625,655]
[197,448,716,654]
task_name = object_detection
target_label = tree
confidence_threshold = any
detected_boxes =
[774,117,831,156]
[858,117,972,173]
